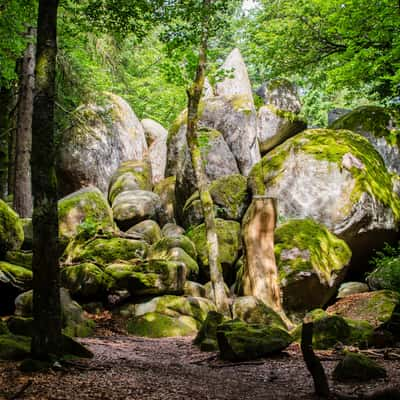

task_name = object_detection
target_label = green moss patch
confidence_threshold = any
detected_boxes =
[0,261,32,290]
[0,334,30,360]
[367,258,400,293]
[0,199,24,257]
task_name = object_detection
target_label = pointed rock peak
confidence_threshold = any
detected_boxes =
[215,48,254,108]
[202,77,214,98]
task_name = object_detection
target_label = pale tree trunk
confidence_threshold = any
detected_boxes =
[31,0,62,359]
[186,0,230,315]
[242,197,291,326]
[14,27,36,217]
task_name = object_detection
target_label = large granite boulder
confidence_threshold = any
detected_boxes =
[248,129,400,269]
[141,118,168,184]
[58,93,148,195]
[330,106,400,175]
[126,220,162,245]
[0,199,24,257]
[58,187,114,246]
[274,219,351,315]
[112,190,164,231]
[153,176,176,223]
[182,174,250,229]
[367,257,400,293]
[125,295,216,337]
[108,160,152,204]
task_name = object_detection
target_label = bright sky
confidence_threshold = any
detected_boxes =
[242,0,258,10]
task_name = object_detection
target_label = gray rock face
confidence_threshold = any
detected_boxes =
[203,78,214,98]
[215,48,254,107]
[141,119,167,184]
[257,79,301,113]
[257,105,306,154]
[248,129,400,267]
[328,108,351,126]
[58,93,148,195]
[112,190,164,231]
[330,106,400,175]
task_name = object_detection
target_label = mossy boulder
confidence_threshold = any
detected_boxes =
[248,129,400,269]
[112,190,164,231]
[57,93,148,195]
[367,258,400,293]
[0,334,30,360]
[126,220,162,245]
[232,296,288,330]
[148,235,197,261]
[326,290,400,334]
[274,219,351,314]
[217,319,293,361]
[5,250,32,269]
[337,282,369,298]
[0,319,9,334]
[104,260,185,296]
[58,187,115,246]
[0,199,24,257]
[108,160,152,204]
[330,106,400,175]
[6,316,34,336]
[186,219,242,283]
[194,311,227,351]
[61,263,107,299]
[153,176,176,224]
[182,174,250,229]
[161,223,185,238]
[333,352,387,381]
[184,281,206,298]
[15,289,95,338]
[21,218,33,250]
[127,295,216,337]
[63,237,148,267]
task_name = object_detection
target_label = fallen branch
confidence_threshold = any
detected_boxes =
[9,379,32,400]
[190,354,218,365]
[210,360,265,368]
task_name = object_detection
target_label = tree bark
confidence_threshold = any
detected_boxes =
[31,0,62,359]
[242,197,290,325]
[301,321,330,398]
[186,0,230,315]
[13,27,36,217]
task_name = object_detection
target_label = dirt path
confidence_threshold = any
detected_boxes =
[1,332,400,400]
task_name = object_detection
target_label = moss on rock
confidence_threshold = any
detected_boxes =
[5,250,32,269]
[0,199,24,257]
[0,334,30,360]
[0,261,32,291]
[367,258,400,293]
[194,311,227,351]
[149,235,197,261]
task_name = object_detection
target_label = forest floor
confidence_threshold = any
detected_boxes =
[1,316,400,400]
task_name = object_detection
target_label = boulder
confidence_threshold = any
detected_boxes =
[108,160,152,205]
[217,319,293,361]
[194,311,226,351]
[148,235,197,261]
[257,105,306,154]
[184,281,206,298]
[215,48,254,108]
[248,129,400,269]
[61,263,107,299]
[0,261,32,292]
[58,187,114,246]
[337,282,369,298]
[333,352,386,381]
[367,258,400,293]
[5,250,32,270]
[126,220,162,245]
[161,223,185,238]
[232,296,287,329]
[57,93,148,195]
[328,108,351,126]
[153,177,176,223]
[141,118,167,184]
[21,218,32,250]
[326,290,400,334]
[274,219,351,314]
[0,199,24,257]
[159,247,199,280]
[186,219,242,283]
[330,106,400,175]
[112,190,164,230]
[105,260,185,296]
[126,295,216,337]
[0,334,30,360]
[63,237,148,267]
[182,174,250,228]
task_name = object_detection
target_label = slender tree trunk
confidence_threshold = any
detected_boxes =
[31,0,62,359]
[14,27,36,217]
[186,0,230,315]
[242,197,291,326]
[0,86,14,199]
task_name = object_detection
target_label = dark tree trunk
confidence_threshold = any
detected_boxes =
[31,0,62,359]
[14,27,36,217]
[301,322,330,397]
[186,0,230,315]
[0,86,15,199]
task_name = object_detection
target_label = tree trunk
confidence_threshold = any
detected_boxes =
[301,321,330,397]
[31,0,62,359]
[0,86,15,199]
[186,0,230,315]
[242,197,290,325]
[13,27,36,217]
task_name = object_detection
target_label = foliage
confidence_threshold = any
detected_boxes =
[369,242,400,269]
